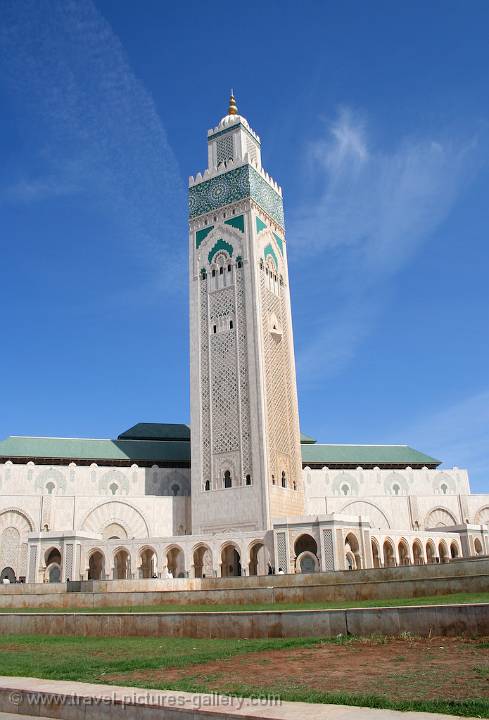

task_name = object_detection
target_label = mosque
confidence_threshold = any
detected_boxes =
[0,95,487,584]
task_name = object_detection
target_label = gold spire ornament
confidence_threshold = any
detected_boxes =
[228,89,238,115]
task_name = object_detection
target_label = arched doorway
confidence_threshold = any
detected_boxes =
[412,540,424,565]
[114,549,131,579]
[426,540,436,563]
[0,567,16,583]
[294,534,317,556]
[383,539,395,567]
[297,552,318,573]
[450,541,460,559]
[438,540,449,563]
[140,548,157,578]
[371,539,381,568]
[221,544,241,577]
[248,542,268,576]
[398,540,410,565]
[294,534,318,573]
[345,533,362,570]
[88,550,105,580]
[193,544,213,578]
[167,546,185,578]
[45,548,62,583]
[48,565,61,583]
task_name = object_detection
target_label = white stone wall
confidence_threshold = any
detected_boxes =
[0,460,191,579]
[303,466,478,530]
[0,461,190,498]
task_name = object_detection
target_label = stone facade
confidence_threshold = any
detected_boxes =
[0,454,488,583]
[0,98,488,586]
[189,103,302,535]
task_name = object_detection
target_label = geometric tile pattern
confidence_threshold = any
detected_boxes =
[189,165,284,227]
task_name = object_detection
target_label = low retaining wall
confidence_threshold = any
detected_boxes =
[0,558,488,610]
[0,603,487,638]
[0,677,398,720]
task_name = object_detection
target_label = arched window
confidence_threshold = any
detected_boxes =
[392,483,400,496]
[45,481,55,495]
[224,471,232,489]
[441,483,448,495]
[171,484,180,496]
[245,474,251,486]
[109,482,118,496]
[281,471,286,488]
[271,474,275,485]
[204,480,210,491]
[341,484,350,496]
[293,480,297,490]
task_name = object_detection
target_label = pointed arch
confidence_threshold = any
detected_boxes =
[208,239,233,264]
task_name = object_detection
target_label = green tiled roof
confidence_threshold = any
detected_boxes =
[118,423,190,441]
[0,429,440,469]
[300,432,316,444]
[301,443,440,467]
[0,436,190,464]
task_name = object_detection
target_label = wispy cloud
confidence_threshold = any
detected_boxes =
[5,176,79,203]
[0,0,185,289]
[291,108,479,379]
[392,389,489,492]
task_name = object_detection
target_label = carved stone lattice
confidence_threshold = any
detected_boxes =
[65,544,74,580]
[236,268,251,480]
[276,531,287,570]
[210,286,239,455]
[322,529,334,571]
[260,271,300,488]
[200,265,251,488]
[0,526,20,571]
[200,277,211,489]
[216,135,234,164]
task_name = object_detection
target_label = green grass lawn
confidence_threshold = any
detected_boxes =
[0,634,316,680]
[0,634,487,718]
[0,590,487,613]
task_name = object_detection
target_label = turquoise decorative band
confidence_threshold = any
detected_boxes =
[189,165,284,227]
[224,214,245,232]
[264,243,278,269]
[273,231,284,255]
[196,225,214,249]
[208,239,234,264]
[255,216,283,256]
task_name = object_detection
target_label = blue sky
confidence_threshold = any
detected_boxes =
[0,0,488,490]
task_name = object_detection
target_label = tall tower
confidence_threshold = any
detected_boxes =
[189,94,303,534]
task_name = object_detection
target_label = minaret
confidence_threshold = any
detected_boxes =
[189,93,303,534]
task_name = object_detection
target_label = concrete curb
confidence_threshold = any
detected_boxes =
[0,677,482,720]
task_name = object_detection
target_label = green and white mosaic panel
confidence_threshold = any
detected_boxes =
[189,165,284,227]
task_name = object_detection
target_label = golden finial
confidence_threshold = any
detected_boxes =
[228,89,238,115]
